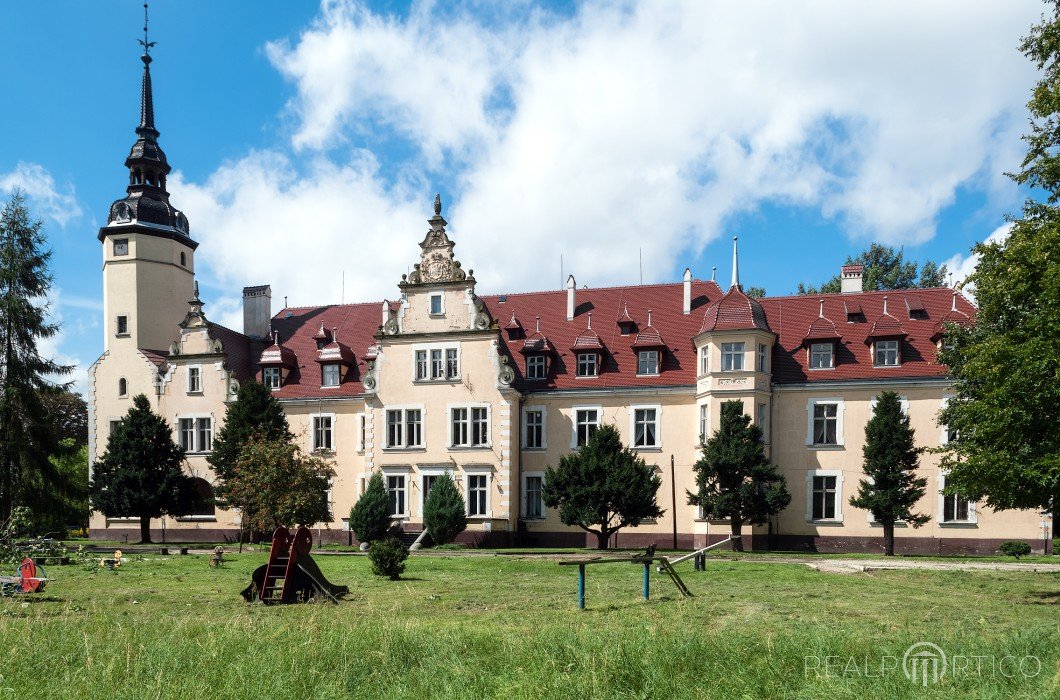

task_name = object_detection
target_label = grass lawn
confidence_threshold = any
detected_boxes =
[0,552,1057,699]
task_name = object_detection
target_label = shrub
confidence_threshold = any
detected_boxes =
[999,541,1032,559]
[368,537,408,580]
[423,472,467,546]
[349,472,391,544]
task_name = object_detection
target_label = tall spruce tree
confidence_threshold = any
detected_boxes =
[0,191,72,521]
[423,472,467,546]
[688,400,790,552]
[938,4,1060,532]
[208,381,293,484]
[543,424,663,550]
[90,394,195,543]
[850,391,928,556]
[349,471,392,545]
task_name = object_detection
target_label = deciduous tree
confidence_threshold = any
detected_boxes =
[208,381,293,484]
[849,391,928,556]
[688,401,790,552]
[797,244,947,295]
[543,424,663,550]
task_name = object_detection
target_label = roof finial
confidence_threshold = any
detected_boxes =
[711,266,717,282]
[535,316,541,333]
[434,193,442,217]
[193,280,200,300]
[818,298,824,318]
[272,330,279,346]
[731,236,740,290]
[647,309,653,326]
[587,312,592,330]
[138,2,156,58]
[951,290,958,312]
[883,295,889,315]
[332,327,338,343]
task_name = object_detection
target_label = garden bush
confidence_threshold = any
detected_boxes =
[368,537,408,580]
[999,540,1032,559]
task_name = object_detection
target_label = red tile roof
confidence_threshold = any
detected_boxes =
[866,297,907,339]
[139,348,169,368]
[209,323,261,382]
[699,286,771,333]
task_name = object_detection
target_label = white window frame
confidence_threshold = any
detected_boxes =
[384,405,424,450]
[699,345,710,375]
[175,414,213,454]
[874,339,901,367]
[698,403,709,445]
[381,466,409,518]
[522,406,546,450]
[526,354,547,380]
[721,342,745,372]
[575,352,598,378]
[809,342,834,370]
[429,293,445,316]
[806,469,844,523]
[522,471,546,520]
[806,398,844,447]
[629,404,661,449]
[262,366,281,389]
[187,365,202,394]
[321,363,341,388]
[636,350,660,376]
[758,343,768,372]
[938,472,977,525]
[464,466,492,518]
[310,412,335,452]
[412,342,460,382]
[939,396,955,446]
[571,405,602,448]
[870,394,910,416]
[355,412,367,453]
[448,403,491,448]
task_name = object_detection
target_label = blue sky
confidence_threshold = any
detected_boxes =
[0,1,1045,393]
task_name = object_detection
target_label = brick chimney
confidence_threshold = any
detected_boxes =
[841,265,863,294]
[242,285,272,339]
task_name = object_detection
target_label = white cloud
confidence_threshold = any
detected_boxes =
[0,162,82,228]
[943,222,1013,298]
[175,0,1041,307]
[34,288,89,397]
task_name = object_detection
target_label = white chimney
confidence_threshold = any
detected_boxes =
[682,268,692,315]
[731,237,740,289]
[241,285,272,339]
[566,275,576,321]
[841,265,864,294]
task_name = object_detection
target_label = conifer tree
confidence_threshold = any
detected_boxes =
[543,424,663,550]
[90,394,195,543]
[0,191,72,521]
[423,472,467,546]
[208,381,293,484]
[850,391,928,556]
[688,401,790,552]
[349,471,391,545]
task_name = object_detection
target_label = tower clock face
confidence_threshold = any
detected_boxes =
[113,238,129,256]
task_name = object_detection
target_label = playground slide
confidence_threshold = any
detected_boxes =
[296,553,350,599]
[240,553,349,602]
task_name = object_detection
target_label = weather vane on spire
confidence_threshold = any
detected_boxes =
[138,2,156,57]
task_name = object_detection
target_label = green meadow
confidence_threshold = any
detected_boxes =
[0,552,1056,699]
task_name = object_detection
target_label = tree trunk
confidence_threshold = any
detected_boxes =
[595,530,610,550]
[730,514,744,552]
[883,522,894,556]
[139,516,152,544]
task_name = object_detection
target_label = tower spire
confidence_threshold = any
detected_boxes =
[731,236,740,290]
[137,3,158,136]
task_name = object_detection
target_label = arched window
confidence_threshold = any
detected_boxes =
[180,252,186,267]
[188,478,216,518]
[118,377,128,397]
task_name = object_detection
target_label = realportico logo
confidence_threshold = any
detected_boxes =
[903,642,946,686]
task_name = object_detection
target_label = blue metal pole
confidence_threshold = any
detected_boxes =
[643,562,650,600]
[578,564,585,610]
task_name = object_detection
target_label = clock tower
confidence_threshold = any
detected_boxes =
[98,24,196,355]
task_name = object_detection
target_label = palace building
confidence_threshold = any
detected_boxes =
[88,41,1050,554]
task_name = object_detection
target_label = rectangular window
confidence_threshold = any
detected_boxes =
[812,403,838,445]
[357,413,367,452]
[386,410,403,448]
[575,408,600,447]
[757,403,767,443]
[874,339,900,366]
[446,348,459,380]
[430,294,443,315]
[468,474,488,516]
[116,315,129,336]
[470,407,489,446]
[526,355,547,380]
[196,417,212,452]
[386,475,406,517]
[431,349,444,379]
[422,474,440,508]
[415,350,428,380]
[576,353,598,377]
[699,346,709,375]
[450,407,487,447]
[113,238,129,256]
[524,475,544,519]
[405,409,422,447]
[109,419,121,437]
[187,366,201,393]
[385,408,422,448]
[313,415,333,451]
[263,366,281,389]
[633,407,659,448]
[179,418,195,452]
[637,350,659,376]
[943,492,970,523]
[812,475,838,520]
[809,343,834,369]
[721,342,744,371]
[322,364,341,387]
[524,409,544,449]
[758,343,768,372]
[699,404,709,445]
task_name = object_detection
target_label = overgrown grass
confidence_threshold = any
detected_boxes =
[1,553,1057,698]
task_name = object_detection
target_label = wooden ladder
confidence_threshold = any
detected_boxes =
[259,527,293,604]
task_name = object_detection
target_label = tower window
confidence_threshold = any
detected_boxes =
[180,252,186,267]
[113,239,129,256]
[118,378,128,397]
[429,294,444,315]
[116,315,129,336]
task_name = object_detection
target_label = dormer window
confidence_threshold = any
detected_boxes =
[721,342,744,371]
[322,364,341,387]
[809,343,834,369]
[429,294,444,316]
[874,340,901,367]
[263,367,281,389]
[637,350,659,376]
[526,355,547,380]
[576,352,598,377]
